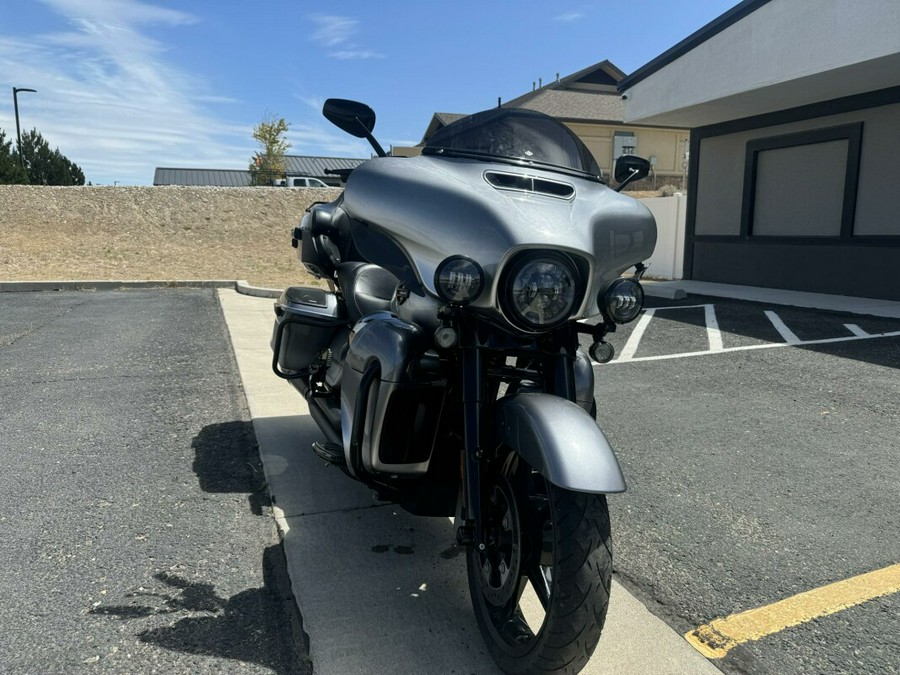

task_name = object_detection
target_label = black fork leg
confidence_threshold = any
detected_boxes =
[459,344,485,550]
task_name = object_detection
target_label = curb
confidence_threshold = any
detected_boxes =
[0,279,283,298]
[643,282,687,300]
[235,280,283,299]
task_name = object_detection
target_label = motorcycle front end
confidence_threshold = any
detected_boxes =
[434,260,639,674]
[271,99,656,674]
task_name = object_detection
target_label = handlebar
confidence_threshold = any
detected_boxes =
[324,168,354,183]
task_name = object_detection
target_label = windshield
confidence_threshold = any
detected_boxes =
[422,108,602,180]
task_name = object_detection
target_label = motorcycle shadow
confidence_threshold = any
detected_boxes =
[90,546,308,675]
[190,418,266,515]
[89,420,308,674]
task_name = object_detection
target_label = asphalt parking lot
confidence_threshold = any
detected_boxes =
[1,287,897,674]
[0,290,305,674]
[588,295,900,675]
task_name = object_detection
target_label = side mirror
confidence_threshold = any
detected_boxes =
[614,155,651,188]
[322,98,386,157]
[323,99,377,138]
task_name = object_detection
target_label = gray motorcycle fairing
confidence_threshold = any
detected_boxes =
[341,154,656,323]
[493,393,626,494]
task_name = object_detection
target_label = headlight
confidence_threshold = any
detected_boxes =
[503,253,578,330]
[601,278,644,323]
[435,256,484,304]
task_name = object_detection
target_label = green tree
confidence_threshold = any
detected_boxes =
[0,128,28,184]
[16,129,86,185]
[248,115,291,186]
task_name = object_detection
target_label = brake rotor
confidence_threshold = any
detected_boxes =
[478,477,523,607]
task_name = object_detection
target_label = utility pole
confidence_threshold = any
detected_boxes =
[12,87,37,174]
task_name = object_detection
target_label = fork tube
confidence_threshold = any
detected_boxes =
[461,343,485,549]
[550,329,578,401]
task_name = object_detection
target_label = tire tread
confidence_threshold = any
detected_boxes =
[471,484,612,674]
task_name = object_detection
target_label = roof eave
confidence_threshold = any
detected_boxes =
[618,0,773,92]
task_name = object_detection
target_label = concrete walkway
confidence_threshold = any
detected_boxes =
[218,289,721,675]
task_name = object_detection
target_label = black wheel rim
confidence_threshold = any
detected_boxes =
[473,458,553,654]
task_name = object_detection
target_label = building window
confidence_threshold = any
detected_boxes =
[740,123,863,240]
[613,131,637,162]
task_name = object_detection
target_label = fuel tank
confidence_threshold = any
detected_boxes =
[341,154,656,318]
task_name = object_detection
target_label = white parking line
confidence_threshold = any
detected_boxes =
[590,303,900,365]
[599,330,900,365]
[612,304,722,363]
[765,311,801,344]
[617,308,656,362]
[705,304,724,353]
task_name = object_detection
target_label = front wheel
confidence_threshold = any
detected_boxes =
[467,452,613,674]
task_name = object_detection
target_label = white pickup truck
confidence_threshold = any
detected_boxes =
[276,176,330,188]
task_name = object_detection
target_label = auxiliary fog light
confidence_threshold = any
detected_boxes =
[589,341,615,363]
[601,278,644,324]
[435,256,484,305]
[434,326,459,350]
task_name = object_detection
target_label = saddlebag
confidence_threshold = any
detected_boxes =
[271,287,348,375]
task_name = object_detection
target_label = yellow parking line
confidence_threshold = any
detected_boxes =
[685,563,900,658]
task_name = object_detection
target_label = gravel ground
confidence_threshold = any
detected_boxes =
[0,185,337,289]
[0,184,678,291]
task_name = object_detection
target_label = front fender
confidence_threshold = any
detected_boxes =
[493,393,626,494]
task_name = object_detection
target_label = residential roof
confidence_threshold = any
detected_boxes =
[504,89,626,123]
[414,59,689,146]
[416,61,630,144]
[419,113,469,144]
[501,59,627,122]
[153,155,368,186]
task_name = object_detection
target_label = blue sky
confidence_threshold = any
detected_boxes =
[0,0,737,185]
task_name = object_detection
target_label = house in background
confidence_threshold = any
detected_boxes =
[390,113,467,157]
[501,60,688,188]
[619,0,900,300]
[394,61,689,189]
[153,155,367,187]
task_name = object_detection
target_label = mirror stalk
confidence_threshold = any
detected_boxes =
[359,123,387,157]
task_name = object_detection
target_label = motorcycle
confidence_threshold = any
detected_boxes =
[270,98,656,674]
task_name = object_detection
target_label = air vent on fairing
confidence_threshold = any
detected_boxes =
[484,171,575,199]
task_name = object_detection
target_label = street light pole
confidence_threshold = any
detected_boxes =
[12,87,37,174]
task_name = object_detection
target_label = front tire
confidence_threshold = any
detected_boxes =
[467,452,612,674]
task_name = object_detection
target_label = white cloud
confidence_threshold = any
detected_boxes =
[329,50,385,61]
[310,15,359,47]
[308,13,384,60]
[40,0,197,26]
[295,94,326,113]
[287,124,370,158]
[0,0,251,184]
[554,11,586,22]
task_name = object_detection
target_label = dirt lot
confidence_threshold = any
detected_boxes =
[1,184,677,289]
[0,185,335,289]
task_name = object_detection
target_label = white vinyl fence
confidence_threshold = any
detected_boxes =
[638,194,687,280]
